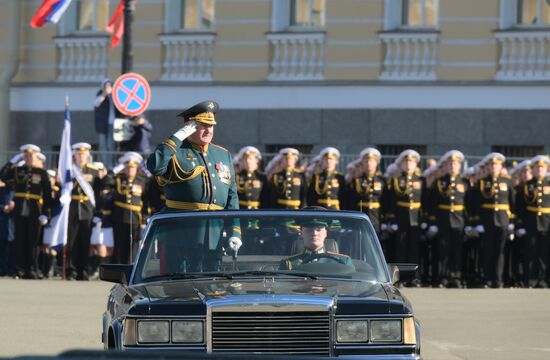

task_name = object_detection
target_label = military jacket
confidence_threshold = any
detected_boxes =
[386,171,427,227]
[474,175,515,228]
[146,177,165,215]
[269,169,306,209]
[97,175,115,228]
[307,171,345,210]
[430,174,469,230]
[279,247,354,270]
[147,137,240,249]
[0,163,51,218]
[236,169,268,209]
[112,173,149,225]
[346,173,386,233]
[70,163,100,221]
[519,177,550,232]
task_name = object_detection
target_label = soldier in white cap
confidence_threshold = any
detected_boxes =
[235,146,268,209]
[0,144,52,279]
[307,147,345,210]
[267,148,306,209]
[67,142,100,280]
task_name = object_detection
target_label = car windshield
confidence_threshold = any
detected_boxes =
[133,212,389,283]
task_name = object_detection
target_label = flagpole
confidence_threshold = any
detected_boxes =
[122,0,135,73]
[62,95,68,281]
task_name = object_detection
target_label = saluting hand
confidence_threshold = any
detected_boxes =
[173,121,197,141]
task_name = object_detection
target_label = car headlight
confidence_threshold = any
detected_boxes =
[137,320,170,343]
[370,320,402,342]
[336,320,368,342]
[172,320,204,343]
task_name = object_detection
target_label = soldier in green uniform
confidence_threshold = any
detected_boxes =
[517,155,550,288]
[235,146,268,209]
[147,101,241,272]
[307,147,345,210]
[110,152,149,264]
[472,153,515,288]
[279,216,354,270]
[0,144,52,279]
[267,148,306,209]
[346,148,386,235]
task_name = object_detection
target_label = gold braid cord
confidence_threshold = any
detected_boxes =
[156,155,205,186]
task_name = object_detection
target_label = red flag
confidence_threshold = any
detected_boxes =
[106,1,125,48]
[30,0,63,28]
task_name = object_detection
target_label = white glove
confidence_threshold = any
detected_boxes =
[464,226,473,236]
[92,216,102,225]
[390,224,399,232]
[38,215,48,226]
[228,237,242,251]
[517,228,527,237]
[508,223,515,232]
[173,121,197,141]
[420,222,428,230]
[509,233,515,241]
[475,224,485,234]
[380,223,388,231]
[9,153,24,164]
[427,225,438,238]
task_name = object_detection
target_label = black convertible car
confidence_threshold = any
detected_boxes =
[100,209,421,359]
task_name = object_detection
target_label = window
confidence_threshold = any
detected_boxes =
[492,145,544,158]
[289,0,324,28]
[516,0,550,25]
[61,0,110,34]
[401,0,438,27]
[179,0,215,30]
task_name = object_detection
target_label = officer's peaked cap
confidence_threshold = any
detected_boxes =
[441,150,464,163]
[485,152,506,164]
[20,144,41,154]
[177,100,219,125]
[360,147,381,160]
[118,151,143,166]
[279,147,300,158]
[397,149,421,163]
[238,146,262,160]
[319,147,340,160]
[531,155,550,167]
[72,142,92,152]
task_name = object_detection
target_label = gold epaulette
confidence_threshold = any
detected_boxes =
[326,251,349,257]
[86,163,98,171]
[211,143,229,152]
[502,174,512,179]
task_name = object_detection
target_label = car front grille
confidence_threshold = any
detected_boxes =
[211,311,331,355]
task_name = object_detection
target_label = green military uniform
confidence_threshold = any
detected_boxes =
[146,101,240,272]
[280,247,354,270]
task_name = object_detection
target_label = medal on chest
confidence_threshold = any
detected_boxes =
[31,173,42,184]
[131,183,143,196]
[215,162,231,184]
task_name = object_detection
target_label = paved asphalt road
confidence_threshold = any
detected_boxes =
[0,278,549,359]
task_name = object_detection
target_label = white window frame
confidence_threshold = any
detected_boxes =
[59,0,109,36]
[271,0,325,32]
[383,0,439,31]
[164,0,216,33]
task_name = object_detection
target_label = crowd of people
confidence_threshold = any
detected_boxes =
[0,136,548,289]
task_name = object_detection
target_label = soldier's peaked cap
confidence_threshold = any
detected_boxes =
[359,147,381,160]
[279,147,300,158]
[72,142,92,152]
[441,150,464,163]
[320,147,340,159]
[118,151,143,166]
[531,155,550,167]
[177,100,219,125]
[485,152,506,164]
[238,146,262,160]
[397,149,421,163]
[20,144,40,153]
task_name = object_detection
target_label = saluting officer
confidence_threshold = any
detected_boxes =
[147,101,241,271]
[429,150,469,288]
[267,148,306,209]
[473,153,515,288]
[307,147,345,210]
[0,145,52,279]
[235,146,268,209]
[518,155,550,288]
[68,143,100,280]
[346,148,386,235]
[386,150,427,281]
[110,152,149,264]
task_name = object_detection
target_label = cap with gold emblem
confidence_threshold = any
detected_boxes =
[319,147,340,160]
[238,146,262,160]
[485,152,506,164]
[71,142,92,153]
[359,147,381,161]
[397,149,421,163]
[440,150,465,164]
[20,144,41,154]
[118,151,143,167]
[177,100,219,125]
[531,155,550,168]
[279,147,300,158]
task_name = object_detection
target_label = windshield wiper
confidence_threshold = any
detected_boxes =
[225,270,318,280]
[144,272,234,282]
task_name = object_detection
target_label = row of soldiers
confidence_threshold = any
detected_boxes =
[234,146,550,288]
[1,139,549,288]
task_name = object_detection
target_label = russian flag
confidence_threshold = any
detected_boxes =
[47,100,73,249]
[30,0,73,28]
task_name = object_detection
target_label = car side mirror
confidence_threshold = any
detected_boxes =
[388,263,418,285]
[100,264,133,284]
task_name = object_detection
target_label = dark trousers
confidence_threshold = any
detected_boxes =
[113,222,140,264]
[14,215,40,277]
[394,225,420,264]
[482,225,507,284]
[524,231,549,286]
[437,227,464,281]
[0,236,7,275]
[68,216,92,278]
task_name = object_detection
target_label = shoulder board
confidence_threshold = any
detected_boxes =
[294,169,304,174]
[86,163,98,171]
[502,174,512,179]
[285,253,303,261]
[326,251,349,257]
[211,143,229,152]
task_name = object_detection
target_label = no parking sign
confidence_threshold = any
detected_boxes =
[112,73,151,116]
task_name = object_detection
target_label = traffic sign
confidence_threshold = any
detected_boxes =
[112,73,151,116]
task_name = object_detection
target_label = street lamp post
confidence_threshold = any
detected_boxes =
[121,0,135,74]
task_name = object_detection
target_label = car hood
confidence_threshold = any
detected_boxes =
[130,278,408,315]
